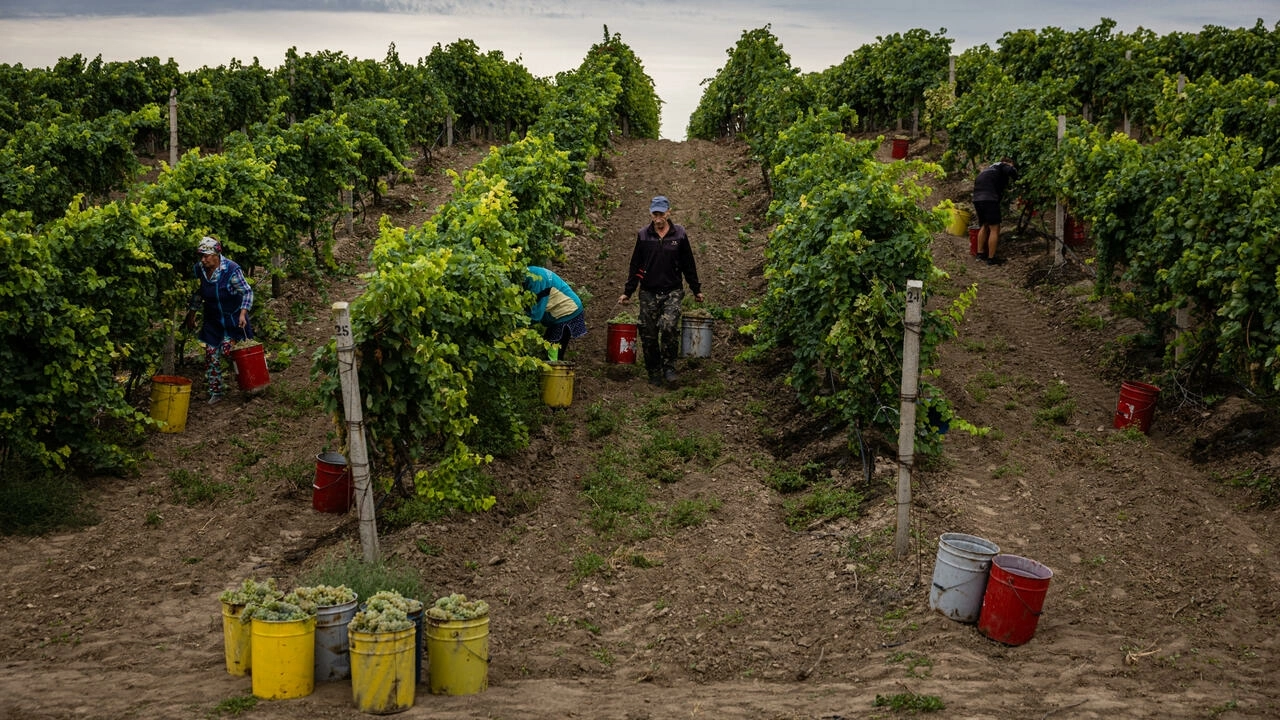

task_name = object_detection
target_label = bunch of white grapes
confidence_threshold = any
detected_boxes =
[287,584,357,613]
[426,593,489,621]
[219,577,283,610]
[348,590,422,633]
[244,598,312,622]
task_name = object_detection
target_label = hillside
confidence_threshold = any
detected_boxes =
[0,135,1277,720]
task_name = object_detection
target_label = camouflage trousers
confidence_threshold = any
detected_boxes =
[638,288,684,375]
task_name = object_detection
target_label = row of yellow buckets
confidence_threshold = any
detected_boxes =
[221,599,488,712]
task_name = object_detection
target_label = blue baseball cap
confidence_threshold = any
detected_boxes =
[649,196,670,213]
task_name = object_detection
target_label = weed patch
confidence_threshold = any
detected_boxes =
[0,466,98,535]
[783,482,865,530]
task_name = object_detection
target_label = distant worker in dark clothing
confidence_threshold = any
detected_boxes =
[972,157,1018,265]
[524,265,587,361]
[617,195,704,386]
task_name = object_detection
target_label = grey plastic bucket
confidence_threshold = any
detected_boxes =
[680,315,713,358]
[314,597,359,681]
[929,532,1000,623]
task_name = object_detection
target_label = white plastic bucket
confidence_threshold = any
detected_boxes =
[929,532,1000,623]
[680,316,713,358]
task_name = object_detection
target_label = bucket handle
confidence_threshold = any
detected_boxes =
[932,579,985,593]
[996,576,1044,616]
[313,472,351,492]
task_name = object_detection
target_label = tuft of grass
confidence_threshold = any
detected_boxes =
[382,493,456,528]
[504,487,544,516]
[170,468,234,506]
[0,466,99,535]
[888,650,935,678]
[582,458,652,536]
[264,383,321,419]
[782,482,865,530]
[992,462,1024,479]
[297,547,423,604]
[844,531,891,573]
[585,401,627,439]
[764,460,823,494]
[258,459,312,491]
[212,695,258,716]
[873,692,945,712]
[964,370,1005,403]
[570,552,607,586]
[1035,381,1076,426]
[667,496,721,529]
[642,428,723,464]
[1225,469,1278,508]
[1073,311,1107,330]
[639,378,727,420]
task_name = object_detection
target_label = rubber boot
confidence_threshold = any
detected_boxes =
[643,345,663,385]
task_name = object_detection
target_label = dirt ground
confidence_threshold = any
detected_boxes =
[1,134,1277,720]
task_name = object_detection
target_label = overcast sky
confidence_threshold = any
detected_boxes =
[1,0,1275,139]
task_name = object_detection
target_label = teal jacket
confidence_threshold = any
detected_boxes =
[525,266,583,327]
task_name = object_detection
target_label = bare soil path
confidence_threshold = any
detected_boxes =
[0,136,1276,720]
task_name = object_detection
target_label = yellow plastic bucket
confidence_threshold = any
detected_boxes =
[540,362,574,408]
[220,601,251,676]
[349,626,417,714]
[149,375,192,433]
[947,208,971,236]
[425,616,489,696]
[250,616,316,700]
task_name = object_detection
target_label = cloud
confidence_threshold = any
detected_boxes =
[0,0,699,19]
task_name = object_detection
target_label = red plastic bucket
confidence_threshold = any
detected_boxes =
[1113,380,1160,434]
[1065,214,1087,248]
[230,344,270,394]
[978,554,1053,646]
[606,322,638,364]
[891,137,909,159]
[968,227,979,255]
[313,452,354,513]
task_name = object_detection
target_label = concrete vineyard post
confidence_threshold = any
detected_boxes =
[895,280,923,559]
[333,302,380,563]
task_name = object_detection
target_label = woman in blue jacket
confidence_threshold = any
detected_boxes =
[525,266,587,360]
[183,236,254,404]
